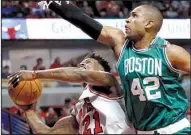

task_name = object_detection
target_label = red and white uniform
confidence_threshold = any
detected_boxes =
[71,85,134,134]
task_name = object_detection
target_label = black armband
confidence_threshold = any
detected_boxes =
[48,1,103,40]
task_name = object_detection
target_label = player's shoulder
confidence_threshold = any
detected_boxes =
[165,43,189,66]
[156,36,183,52]
[165,43,187,54]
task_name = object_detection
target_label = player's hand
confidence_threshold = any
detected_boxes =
[16,102,37,112]
[7,70,35,88]
[38,1,49,9]
[38,1,69,10]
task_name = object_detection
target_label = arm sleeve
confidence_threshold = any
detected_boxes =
[48,1,103,40]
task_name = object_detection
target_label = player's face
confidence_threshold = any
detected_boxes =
[78,58,104,71]
[125,6,148,40]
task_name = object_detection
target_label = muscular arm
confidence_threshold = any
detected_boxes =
[25,111,78,134]
[46,1,125,58]
[35,67,116,86]
[166,44,190,74]
[98,26,126,58]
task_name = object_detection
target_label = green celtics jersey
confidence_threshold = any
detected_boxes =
[116,36,188,131]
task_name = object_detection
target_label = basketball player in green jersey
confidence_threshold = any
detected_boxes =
[39,1,190,134]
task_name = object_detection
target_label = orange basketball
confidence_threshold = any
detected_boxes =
[8,79,42,106]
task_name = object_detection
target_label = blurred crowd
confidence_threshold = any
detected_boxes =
[4,98,191,125]
[2,1,190,19]
[2,56,78,79]
[5,97,78,127]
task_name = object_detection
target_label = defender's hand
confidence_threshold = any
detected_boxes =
[7,70,35,88]
[38,1,49,9]
[38,1,69,10]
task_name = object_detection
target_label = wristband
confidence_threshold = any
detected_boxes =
[49,1,103,40]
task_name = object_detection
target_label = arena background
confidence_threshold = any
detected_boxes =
[1,0,190,134]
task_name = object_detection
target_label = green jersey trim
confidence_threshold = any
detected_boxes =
[116,40,129,69]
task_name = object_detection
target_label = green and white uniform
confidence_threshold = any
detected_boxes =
[116,37,190,133]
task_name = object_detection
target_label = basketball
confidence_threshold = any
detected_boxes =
[8,79,42,106]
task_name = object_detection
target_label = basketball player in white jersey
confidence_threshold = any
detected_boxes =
[8,53,135,134]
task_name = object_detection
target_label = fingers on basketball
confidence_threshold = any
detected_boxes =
[8,79,42,106]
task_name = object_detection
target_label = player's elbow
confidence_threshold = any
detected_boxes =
[98,26,125,47]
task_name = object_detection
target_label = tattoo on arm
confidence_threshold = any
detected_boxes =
[36,67,116,86]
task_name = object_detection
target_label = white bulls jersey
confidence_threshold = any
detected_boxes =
[71,85,134,134]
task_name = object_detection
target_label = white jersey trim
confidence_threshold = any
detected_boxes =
[116,39,129,69]
[132,37,158,52]
[88,85,124,100]
[163,42,183,75]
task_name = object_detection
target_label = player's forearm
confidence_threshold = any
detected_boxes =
[35,67,86,83]
[25,111,50,134]
[35,67,115,86]
[48,1,103,40]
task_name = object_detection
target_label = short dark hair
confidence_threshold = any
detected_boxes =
[37,58,43,62]
[20,65,27,70]
[4,65,9,69]
[84,53,111,72]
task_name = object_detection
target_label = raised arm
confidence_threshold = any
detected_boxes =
[166,44,190,74]
[8,67,117,87]
[40,1,126,58]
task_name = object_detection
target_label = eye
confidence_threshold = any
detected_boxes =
[133,14,137,17]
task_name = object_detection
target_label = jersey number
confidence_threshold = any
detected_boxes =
[131,77,161,101]
[83,111,103,134]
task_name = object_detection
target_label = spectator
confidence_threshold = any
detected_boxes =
[96,1,110,12]
[20,65,27,70]
[40,107,49,121]
[62,98,74,115]
[1,1,190,19]
[179,1,190,18]
[45,107,58,127]
[70,58,78,67]
[50,57,63,69]
[82,1,94,17]
[165,5,179,18]
[99,8,107,18]
[119,7,129,18]
[33,58,46,70]
[107,1,120,18]
[2,65,11,79]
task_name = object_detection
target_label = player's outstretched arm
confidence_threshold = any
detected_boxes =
[8,67,117,87]
[40,1,125,58]
[25,111,78,134]
[166,44,190,74]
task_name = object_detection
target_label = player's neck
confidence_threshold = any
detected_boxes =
[134,34,156,50]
